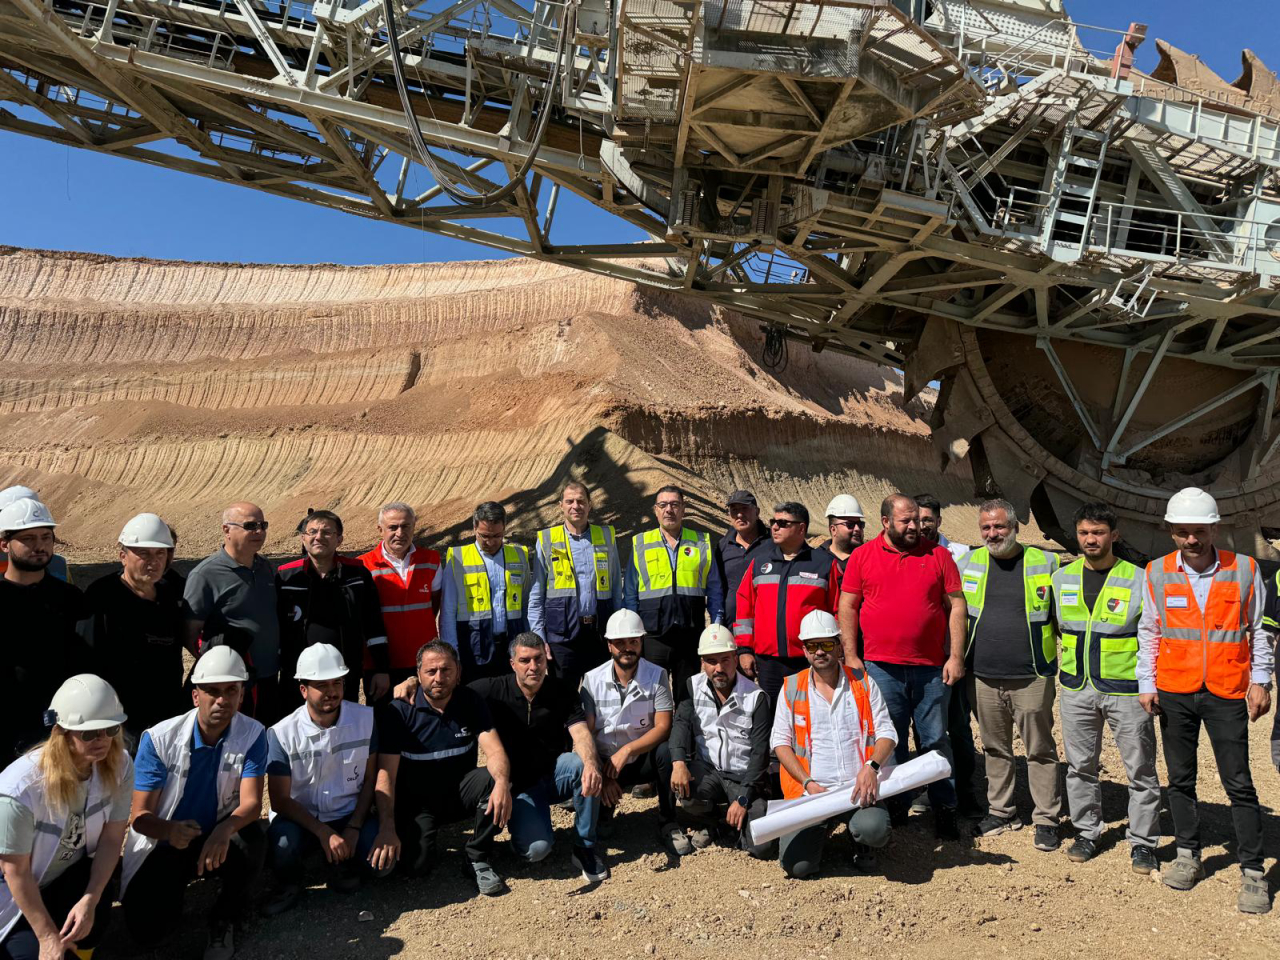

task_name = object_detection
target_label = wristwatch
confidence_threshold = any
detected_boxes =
[735,794,749,808]
[868,759,882,772]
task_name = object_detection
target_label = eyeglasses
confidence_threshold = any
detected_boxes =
[227,521,269,533]
[656,501,682,511]
[771,518,804,529]
[834,519,865,529]
[803,640,838,653]
[72,725,121,742]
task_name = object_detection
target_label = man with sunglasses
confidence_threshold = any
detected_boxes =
[183,503,282,723]
[734,503,841,705]
[817,495,866,579]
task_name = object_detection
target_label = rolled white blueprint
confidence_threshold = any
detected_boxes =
[748,750,952,845]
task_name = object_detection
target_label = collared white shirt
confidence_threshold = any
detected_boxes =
[382,544,414,584]
[1136,547,1274,694]
[769,669,897,787]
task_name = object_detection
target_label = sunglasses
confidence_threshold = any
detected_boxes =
[771,518,804,529]
[72,725,121,742]
[834,520,866,529]
[803,640,838,653]
[227,521,269,533]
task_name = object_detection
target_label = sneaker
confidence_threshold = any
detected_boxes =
[1162,851,1204,891]
[851,841,880,872]
[661,822,693,856]
[465,860,506,897]
[689,827,714,850]
[571,846,610,883]
[934,807,960,841]
[976,814,1022,837]
[260,884,301,917]
[1130,845,1158,875]
[631,783,656,799]
[1034,824,1060,852]
[909,794,930,815]
[1066,837,1097,863]
[1239,869,1271,915]
[204,921,235,960]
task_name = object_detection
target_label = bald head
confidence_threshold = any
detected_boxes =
[221,502,267,559]
[222,502,264,525]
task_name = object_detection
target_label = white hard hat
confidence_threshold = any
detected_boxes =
[191,646,250,684]
[0,498,57,533]
[295,643,349,681]
[47,674,127,731]
[825,495,865,519]
[799,609,840,641]
[0,485,39,511]
[604,608,646,640]
[119,512,174,549]
[697,624,736,656]
[1164,487,1221,525]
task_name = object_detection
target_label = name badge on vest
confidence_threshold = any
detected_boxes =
[795,715,807,727]
[963,573,981,589]
[509,572,523,585]
[1061,591,1079,606]
[1166,595,1189,609]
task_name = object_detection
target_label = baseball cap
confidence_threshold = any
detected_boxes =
[726,490,757,507]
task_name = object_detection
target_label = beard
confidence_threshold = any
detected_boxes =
[886,526,918,549]
[9,553,50,572]
[986,535,1021,559]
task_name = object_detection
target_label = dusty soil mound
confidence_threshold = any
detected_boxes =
[0,246,1033,560]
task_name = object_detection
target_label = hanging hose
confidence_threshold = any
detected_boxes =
[761,326,789,373]
[380,0,577,206]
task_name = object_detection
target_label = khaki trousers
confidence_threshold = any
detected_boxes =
[971,675,1063,825]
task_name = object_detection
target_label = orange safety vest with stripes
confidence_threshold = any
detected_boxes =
[359,543,442,671]
[779,665,875,799]
[1146,549,1256,700]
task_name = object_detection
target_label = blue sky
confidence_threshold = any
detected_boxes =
[0,0,1274,265]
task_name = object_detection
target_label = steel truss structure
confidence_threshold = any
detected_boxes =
[3,0,1280,554]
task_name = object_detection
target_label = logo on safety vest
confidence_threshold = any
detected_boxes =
[683,546,693,556]
[1035,586,1049,602]
[761,562,773,574]
[291,606,303,622]
[1107,597,1126,614]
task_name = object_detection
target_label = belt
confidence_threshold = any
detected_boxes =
[580,615,597,625]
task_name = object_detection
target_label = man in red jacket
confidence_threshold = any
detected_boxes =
[359,502,442,703]
[733,502,840,705]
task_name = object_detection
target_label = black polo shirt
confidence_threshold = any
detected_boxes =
[378,685,493,794]
[716,522,769,626]
[469,674,585,790]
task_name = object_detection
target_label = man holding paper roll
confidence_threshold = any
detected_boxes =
[770,611,897,878]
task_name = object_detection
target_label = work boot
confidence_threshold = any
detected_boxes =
[850,841,880,872]
[1130,845,1158,875]
[689,827,714,850]
[329,863,362,894]
[260,884,301,917]
[571,846,610,883]
[976,814,1022,837]
[631,783,656,799]
[465,860,506,897]
[1162,850,1204,891]
[204,921,235,960]
[909,793,930,816]
[1034,824,1061,852]
[661,822,693,856]
[1066,837,1097,863]
[934,807,960,841]
[1239,869,1272,914]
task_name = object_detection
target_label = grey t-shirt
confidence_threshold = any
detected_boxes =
[0,760,133,886]
[184,548,280,675]
[972,552,1035,679]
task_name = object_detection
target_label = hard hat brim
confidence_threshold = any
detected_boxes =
[1164,514,1221,524]
[605,630,645,640]
[192,673,249,684]
[697,642,738,656]
[60,713,127,732]
[2,521,57,531]
[295,667,350,681]
[122,539,174,549]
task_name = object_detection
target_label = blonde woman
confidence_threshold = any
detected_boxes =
[0,676,132,960]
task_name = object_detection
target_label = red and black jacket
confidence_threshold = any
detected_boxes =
[733,543,839,658]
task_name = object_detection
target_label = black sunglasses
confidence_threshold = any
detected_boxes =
[71,725,121,742]
[227,521,269,533]
[771,518,804,529]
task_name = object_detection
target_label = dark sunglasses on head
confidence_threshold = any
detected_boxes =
[803,639,838,653]
[72,725,121,742]
[227,521,269,533]
[771,518,804,528]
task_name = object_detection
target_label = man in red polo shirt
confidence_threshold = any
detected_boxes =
[839,493,967,839]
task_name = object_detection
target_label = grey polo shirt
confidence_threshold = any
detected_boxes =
[183,548,280,676]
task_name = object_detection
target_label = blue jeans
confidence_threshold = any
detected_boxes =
[268,811,381,884]
[509,752,599,858]
[866,662,957,810]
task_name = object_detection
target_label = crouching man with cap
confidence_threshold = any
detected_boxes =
[122,647,268,960]
[0,675,132,960]
[669,625,773,858]
[262,644,388,916]
[772,611,898,878]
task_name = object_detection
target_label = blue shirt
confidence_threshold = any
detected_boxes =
[528,526,623,639]
[440,546,510,647]
[134,723,268,835]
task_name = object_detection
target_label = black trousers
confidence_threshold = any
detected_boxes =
[548,623,609,691]
[1158,688,1264,872]
[606,741,676,821]
[676,759,772,857]
[123,820,267,946]
[245,675,284,726]
[396,767,499,873]
[643,628,701,705]
[754,653,809,707]
[0,856,110,960]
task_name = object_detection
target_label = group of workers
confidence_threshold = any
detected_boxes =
[0,477,1276,960]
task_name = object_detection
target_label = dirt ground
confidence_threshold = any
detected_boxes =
[95,684,1279,960]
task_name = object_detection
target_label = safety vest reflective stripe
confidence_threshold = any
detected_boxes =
[957,546,1058,676]
[779,666,874,800]
[1266,569,1280,630]
[449,542,527,621]
[539,524,614,599]
[370,562,439,576]
[1052,558,1143,695]
[1147,549,1255,699]
[381,602,433,613]
[633,527,712,598]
